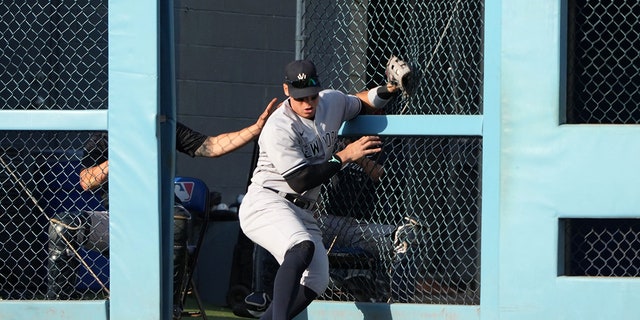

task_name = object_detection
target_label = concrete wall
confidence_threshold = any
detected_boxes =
[173,0,295,204]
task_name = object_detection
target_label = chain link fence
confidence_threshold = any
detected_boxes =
[1,0,108,300]
[300,0,483,116]
[0,131,108,300]
[566,0,640,124]
[0,1,108,110]
[299,0,483,304]
[316,137,481,304]
[563,219,640,277]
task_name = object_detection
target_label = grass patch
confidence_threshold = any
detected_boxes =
[183,296,250,320]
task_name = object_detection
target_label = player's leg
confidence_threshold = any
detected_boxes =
[356,221,395,256]
[239,186,324,320]
[262,219,330,320]
[259,284,316,320]
[243,245,277,317]
[268,240,315,319]
[288,227,329,318]
[86,210,110,256]
[45,211,88,299]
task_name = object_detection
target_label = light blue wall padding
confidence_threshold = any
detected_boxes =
[303,302,481,319]
[0,110,108,131]
[108,0,167,319]
[340,115,483,136]
[499,1,640,320]
[479,0,502,319]
[0,1,167,319]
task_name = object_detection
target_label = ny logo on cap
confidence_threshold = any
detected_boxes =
[297,73,307,80]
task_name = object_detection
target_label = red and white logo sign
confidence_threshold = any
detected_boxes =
[174,181,194,202]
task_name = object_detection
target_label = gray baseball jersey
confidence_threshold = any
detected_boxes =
[250,89,362,200]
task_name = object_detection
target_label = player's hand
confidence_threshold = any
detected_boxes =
[256,98,280,130]
[385,81,401,94]
[337,136,382,164]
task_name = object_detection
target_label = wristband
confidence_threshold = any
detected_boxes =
[328,154,342,164]
[376,85,395,99]
[367,86,393,109]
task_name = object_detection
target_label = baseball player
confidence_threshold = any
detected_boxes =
[45,99,277,320]
[238,59,403,320]
[241,156,387,315]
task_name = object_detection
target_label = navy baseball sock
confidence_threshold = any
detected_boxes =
[262,240,314,320]
[286,285,317,318]
[260,284,316,320]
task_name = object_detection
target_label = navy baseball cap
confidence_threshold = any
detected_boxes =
[284,60,322,99]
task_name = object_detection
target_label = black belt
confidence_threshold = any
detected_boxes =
[263,186,316,210]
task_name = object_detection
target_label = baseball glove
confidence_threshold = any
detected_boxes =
[386,55,412,93]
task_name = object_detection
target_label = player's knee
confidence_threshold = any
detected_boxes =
[303,264,330,295]
[315,272,330,295]
[48,211,84,248]
[301,245,330,294]
[50,211,84,229]
[286,240,315,267]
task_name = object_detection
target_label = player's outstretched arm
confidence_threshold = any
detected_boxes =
[194,98,279,158]
[356,55,411,114]
[79,160,109,191]
[356,82,400,115]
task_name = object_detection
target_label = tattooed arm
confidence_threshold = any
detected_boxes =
[178,98,279,158]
